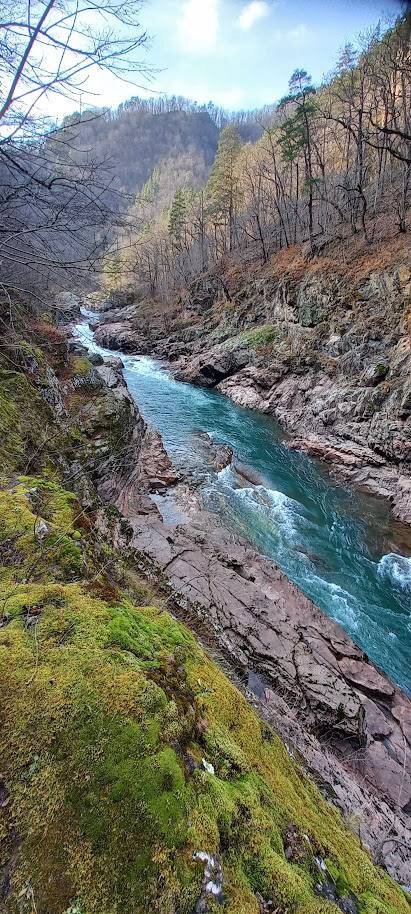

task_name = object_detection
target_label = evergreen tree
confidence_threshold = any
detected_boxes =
[168,189,187,248]
[207,126,242,252]
[279,70,317,247]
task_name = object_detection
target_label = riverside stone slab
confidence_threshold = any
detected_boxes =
[128,510,411,817]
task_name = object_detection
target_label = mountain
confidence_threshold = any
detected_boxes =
[61,103,221,199]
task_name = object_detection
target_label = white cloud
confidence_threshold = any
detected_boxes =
[239,1,269,31]
[178,0,219,55]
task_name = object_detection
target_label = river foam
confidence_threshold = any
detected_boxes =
[378,552,411,592]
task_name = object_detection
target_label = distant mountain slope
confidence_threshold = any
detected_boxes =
[63,105,220,199]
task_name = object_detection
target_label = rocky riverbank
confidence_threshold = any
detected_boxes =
[66,320,411,887]
[92,237,411,526]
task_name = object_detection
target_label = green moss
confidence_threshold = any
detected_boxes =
[72,356,93,377]
[324,858,351,897]
[0,371,52,475]
[0,481,84,587]
[234,324,277,349]
[0,561,408,914]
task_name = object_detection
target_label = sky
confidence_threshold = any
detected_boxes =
[49,0,406,116]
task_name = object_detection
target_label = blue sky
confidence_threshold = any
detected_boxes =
[44,0,404,117]
[129,0,404,110]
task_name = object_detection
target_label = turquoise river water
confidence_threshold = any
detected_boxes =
[76,311,411,695]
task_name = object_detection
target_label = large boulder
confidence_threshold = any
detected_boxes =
[175,345,250,387]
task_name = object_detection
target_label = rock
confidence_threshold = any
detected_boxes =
[363,362,389,386]
[338,658,395,698]
[34,518,50,544]
[194,432,233,472]
[363,699,392,740]
[186,274,222,315]
[363,739,411,811]
[94,321,150,353]
[54,291,81,322]
[103,357,124,371]
[88,352,104,366]
[296,276,335,327]
[175,345,250,388]
[400,379,411,418]
[37,366,66,417]
[193,851,224,913]
[136,426,180,492]
[217,365,282,410]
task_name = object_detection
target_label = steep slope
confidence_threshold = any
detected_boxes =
[61,107,219,199]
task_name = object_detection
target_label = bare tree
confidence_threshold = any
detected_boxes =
[0,0,149,303]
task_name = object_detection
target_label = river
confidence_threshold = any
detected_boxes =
[75,310,411,696]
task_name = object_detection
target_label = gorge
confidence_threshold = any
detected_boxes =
[76,310,411,697]
[1,4,411,911]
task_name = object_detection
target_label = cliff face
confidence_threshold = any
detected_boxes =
[0,315,410,912]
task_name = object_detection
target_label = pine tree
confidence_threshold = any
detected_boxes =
[206,126,242,252]
[168,189,188,249]
[279,70,317,248]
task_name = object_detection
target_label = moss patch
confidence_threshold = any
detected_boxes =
[231,324,277,350]
[0,371,52,476]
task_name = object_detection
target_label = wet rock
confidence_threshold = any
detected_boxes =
[314,858,359,914]
[88,352,104,366]
[194,432,233,472]
[137,426,180,492]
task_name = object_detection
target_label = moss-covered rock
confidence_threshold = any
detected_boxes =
[0,479,408,914]
[0,371,53,476]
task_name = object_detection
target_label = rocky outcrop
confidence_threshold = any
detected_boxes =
[94,320,151,353]
[62,352,179,515]
[174,344,250,387]
[54,290,82,323]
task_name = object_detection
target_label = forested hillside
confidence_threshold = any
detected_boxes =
[99,20,410,299]
[60,101,220,197]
